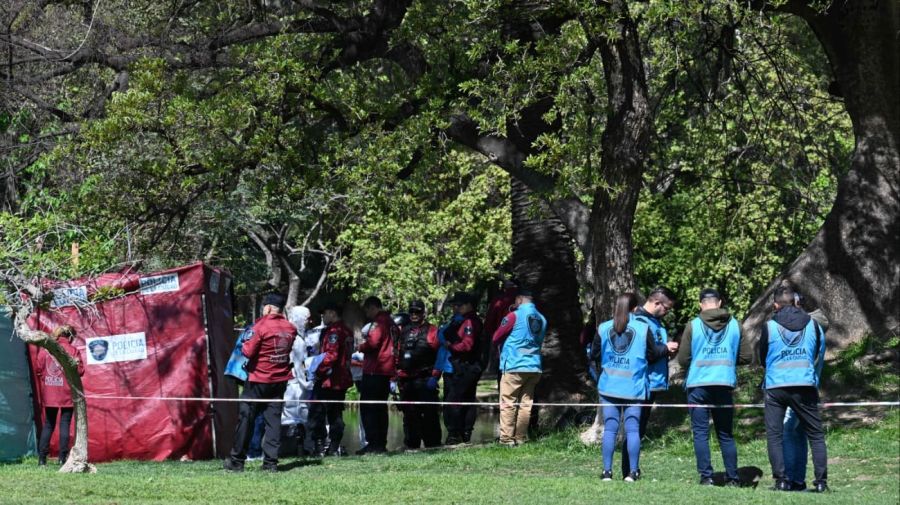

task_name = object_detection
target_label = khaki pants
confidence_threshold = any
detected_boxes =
[499,372,541,444]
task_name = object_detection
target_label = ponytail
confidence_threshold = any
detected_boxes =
[613,292,639,334]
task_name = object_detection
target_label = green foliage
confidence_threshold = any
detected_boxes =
[332,156,511,311]
[633,9,850,325]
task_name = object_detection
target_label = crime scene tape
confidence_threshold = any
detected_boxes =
[79,393,900,410]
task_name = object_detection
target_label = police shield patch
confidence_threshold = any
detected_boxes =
[527,315,543,337]
[464,324,473,335]
[610,327,636,355]
[328,333,339,344]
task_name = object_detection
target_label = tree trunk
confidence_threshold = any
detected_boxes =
[588,0,653,319]
[743,1,900,351]
[15,313,96,473]
[510,179,594,430]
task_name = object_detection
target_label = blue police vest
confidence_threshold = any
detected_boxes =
[765,319,823,389]
[635,314,668,391]
[685,316,740,388]
[224,325,254,381]
[597,318,650,400]
[500,303,546,373]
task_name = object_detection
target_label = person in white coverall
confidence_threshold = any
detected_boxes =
[281,306,315,454]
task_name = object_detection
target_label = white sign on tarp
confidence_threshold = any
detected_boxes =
[51,286,88,307]
[139,273,180,295]
[86,332,148,365]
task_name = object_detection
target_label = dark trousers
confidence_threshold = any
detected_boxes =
[688,386,738,480]
[39,407,73,458]
[359,374,390,450]
[230,381,287,466]
[764,387,828,484]
[400,378,442,448]
[621,391,656,475]
[443,361,482,439]
[308,385,346,450]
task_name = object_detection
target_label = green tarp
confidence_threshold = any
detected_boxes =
[0,310,36,461]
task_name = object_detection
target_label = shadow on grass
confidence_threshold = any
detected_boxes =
[276,458,323,472]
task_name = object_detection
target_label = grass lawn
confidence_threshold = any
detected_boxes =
[0,410,896,505]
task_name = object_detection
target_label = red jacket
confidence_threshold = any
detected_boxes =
[317,321,353,391]
[358,311,398,376]
[35,340,84,408]
[242,313,296,383]
[485,288,517,350]
[447,311,483,363]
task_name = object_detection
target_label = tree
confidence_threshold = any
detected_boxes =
[0,213,121,472]
[741,0,899,349]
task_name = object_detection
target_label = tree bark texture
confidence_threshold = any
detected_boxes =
[15,312,95,473]
[589,0,653,319]
[510,179,594,430]
[743,1,900,352]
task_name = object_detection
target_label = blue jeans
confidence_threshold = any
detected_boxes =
[601,396,641,474]
[688,386,738,480]
[247,414,265,458]
[783,407,808,484]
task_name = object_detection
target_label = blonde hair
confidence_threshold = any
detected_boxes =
[52,325,76,340]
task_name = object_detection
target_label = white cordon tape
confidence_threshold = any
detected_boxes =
[79,394,900,409]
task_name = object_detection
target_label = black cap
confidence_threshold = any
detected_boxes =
[408,300,426,313]
[699,288,721,301]
[518,288,535,298]
[262,292,287,310]
[449,291,475,305]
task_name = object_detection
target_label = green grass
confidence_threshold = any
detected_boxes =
[1,410,897,505]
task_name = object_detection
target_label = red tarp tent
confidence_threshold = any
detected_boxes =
[27,262,238,462]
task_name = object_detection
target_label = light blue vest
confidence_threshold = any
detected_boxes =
[635,313,668,391]
[500,303,546,373]
[685,316,740,388]
[224,325,254,381]
[597,318,650,400]
[765,319,823,389]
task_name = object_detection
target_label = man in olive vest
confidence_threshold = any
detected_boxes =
[677,288,741,486]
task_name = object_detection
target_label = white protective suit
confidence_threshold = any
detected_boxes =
[281,306,314,426]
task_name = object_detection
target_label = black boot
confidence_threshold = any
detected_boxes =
[38,455,47,466]
[313,439,327,458]
[58,450,69,465]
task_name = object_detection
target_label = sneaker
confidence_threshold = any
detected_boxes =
[771,480,791,491]
[808,481,828,493]
[260,463,278,473]
[623,469,641,481]
[445,435,463,446]
[222,458,244,473]
[601,470,613,481]
[624,471,640,483]
[699,477,715,486]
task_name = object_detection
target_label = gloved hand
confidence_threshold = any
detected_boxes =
[389,380,399,395]
[426,376,439,391]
